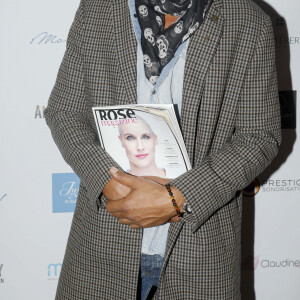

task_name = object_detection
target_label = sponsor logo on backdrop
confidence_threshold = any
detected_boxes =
[243,255,300,270]
[279,91,297,129]
[275,36,300,46]
[260,179,300,192]
[274,17,299,47]
[48,263,62,280]
[30,32,66,45]
[0,264,4,284]
[243,178,300,197]
[52,173,80,213]
[0,194,7,202]
[35,105,46,119]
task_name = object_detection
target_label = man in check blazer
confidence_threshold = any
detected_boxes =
[45,0,281,298]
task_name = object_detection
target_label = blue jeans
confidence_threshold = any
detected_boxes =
[140,254,164,300]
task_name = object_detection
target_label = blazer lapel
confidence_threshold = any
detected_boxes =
[112,0,137,104]
[181,0,224,165]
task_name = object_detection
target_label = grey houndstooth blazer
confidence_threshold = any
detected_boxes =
[45,0,281,299]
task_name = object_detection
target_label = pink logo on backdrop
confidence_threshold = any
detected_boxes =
[242,255,260,270]
[243,255,300,270]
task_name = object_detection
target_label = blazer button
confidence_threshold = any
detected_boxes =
[152,90,156,95]
[211,15,219,22]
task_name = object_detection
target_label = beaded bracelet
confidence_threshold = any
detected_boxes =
[165,184,182,217]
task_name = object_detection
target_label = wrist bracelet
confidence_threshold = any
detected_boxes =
[165,184,182,217]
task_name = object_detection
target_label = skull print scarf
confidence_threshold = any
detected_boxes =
[135,0,212,85]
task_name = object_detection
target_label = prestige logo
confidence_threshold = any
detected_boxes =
[260,179,300,193]
[0,264,4,284]
[52,173,80,213]
[243,178,300,197]
[48,263,62,280]
[30,32,66,45]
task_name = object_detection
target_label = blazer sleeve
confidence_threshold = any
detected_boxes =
[171,17,282,232]
[44,1,120,210]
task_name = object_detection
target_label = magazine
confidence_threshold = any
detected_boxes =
[92,104,191,179]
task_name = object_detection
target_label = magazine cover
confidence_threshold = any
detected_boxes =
[93,105,191,179]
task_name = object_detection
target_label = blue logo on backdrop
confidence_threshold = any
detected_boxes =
[30,32,66,45]
[48,263,62,280]
[52,173,80,213]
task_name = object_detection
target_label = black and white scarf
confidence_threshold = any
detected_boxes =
[135,0,212,85]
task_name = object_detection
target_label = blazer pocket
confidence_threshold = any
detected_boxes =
[193,212,224,254]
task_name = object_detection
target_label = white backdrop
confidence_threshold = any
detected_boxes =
[0,0,299,299]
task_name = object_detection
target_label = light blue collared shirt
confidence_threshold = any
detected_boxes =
[128,0,189,256]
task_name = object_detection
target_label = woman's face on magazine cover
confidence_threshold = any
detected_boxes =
[118,119,158,169]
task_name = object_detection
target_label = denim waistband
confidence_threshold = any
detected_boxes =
[140,253,164,279]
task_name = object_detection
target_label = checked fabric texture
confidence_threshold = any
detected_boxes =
[45,0,281,299]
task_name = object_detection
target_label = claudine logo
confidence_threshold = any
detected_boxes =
[52,173,80,213]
